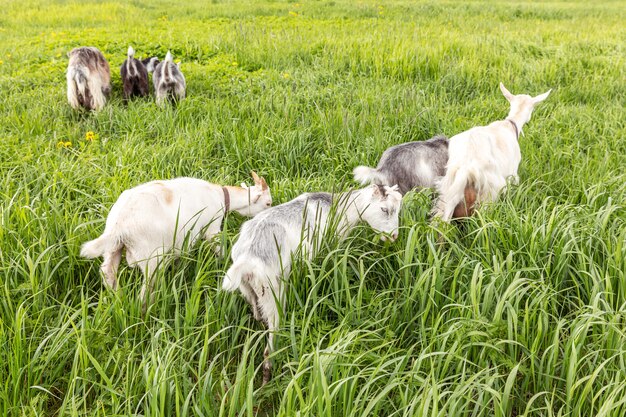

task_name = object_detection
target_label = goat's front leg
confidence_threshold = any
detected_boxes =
[256,282,282,385]
[203,220,224,257]
[138,257,161,314]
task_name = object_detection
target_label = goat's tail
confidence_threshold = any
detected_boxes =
[80,233,124,259]
[353,165,385,186]
[127,45,135,59]
[222,258,264,292]
[67,67,86,109]
[432,165,481,221]
[164,51,173,63]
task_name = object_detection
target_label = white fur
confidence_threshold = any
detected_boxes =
[66,66,107,111]
[353,166,385,186]
[81,174,271,309]
[433,83,551,221]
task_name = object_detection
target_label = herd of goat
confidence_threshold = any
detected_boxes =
[70,45,551,383]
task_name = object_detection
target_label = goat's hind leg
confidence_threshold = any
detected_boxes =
[101,248,122,291]
[136,255,162,314]
[239,281,262,322]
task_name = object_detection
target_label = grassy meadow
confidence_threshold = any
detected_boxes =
[1,0,625,415]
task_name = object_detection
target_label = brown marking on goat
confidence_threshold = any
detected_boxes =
[153,182,174,204]
[495,136,509,155]
[453,184,477,218]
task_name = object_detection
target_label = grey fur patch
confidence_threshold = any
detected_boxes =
[304,192,333,205]
[153,58,186,103]
[370,135,449,194]
[233,193,334,265]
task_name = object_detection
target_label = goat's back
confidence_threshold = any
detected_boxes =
[376,135,449,194]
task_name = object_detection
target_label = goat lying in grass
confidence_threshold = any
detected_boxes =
[222,184,402,384]
[66,47,111,111]
[153,51,186,106]
[81,172,272,310]
[353,135,449,195]
[432,83,551,221]
[120,46,151,100]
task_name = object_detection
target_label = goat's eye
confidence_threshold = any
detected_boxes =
[381,207,389,214]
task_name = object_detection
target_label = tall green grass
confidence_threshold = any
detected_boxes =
[0,0,624,415]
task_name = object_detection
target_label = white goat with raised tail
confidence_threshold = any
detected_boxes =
[221,184,403,384]
[432,83,551,221]
[81,172,272,309]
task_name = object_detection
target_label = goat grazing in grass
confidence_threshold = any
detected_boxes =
[222,184,402,384]
[153,51,186,106]
[81,172,272,310]
[120,46,150,100]
[353,135,449,195]
[432,83,551,221]
[66,47,111,111]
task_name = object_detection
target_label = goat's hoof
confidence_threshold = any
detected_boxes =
[262,364,272,385]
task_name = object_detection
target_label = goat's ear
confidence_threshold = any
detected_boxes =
[499,82,514,102]
[251,171,261,185]
[532,89,552,104]
[371,184,383,197]
[260,176,268,191]
[384,184,400,197]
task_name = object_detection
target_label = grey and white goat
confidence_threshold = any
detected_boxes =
[120,46,150,100]
[81,172,272,311]
[353,135,449,195]
[222,184,403,383]
[66,47,111,111]
[153,51,186,105]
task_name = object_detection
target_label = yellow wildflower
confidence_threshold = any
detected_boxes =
[288,11,298,17]
[85,131,97,141]
[282,72,290,79]
[57,141,72,148]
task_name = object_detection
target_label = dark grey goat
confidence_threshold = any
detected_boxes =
[120,46,152,100]
[353,135,449,195]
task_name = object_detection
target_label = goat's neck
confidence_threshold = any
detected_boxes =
[223,186,256,212]
[333,190,366,236]
[505,107,533,133]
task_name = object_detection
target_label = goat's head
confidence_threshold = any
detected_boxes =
[359,184,402,242]
[141,57,160,73]
[236,171,272,217]
[500,83,551,125]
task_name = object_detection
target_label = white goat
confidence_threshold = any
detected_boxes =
[81,172,272,309]
[66,47,111,111]
[432,83,551,220]
[222,184,403,383]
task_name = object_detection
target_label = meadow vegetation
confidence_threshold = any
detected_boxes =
[0,0,625,415]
